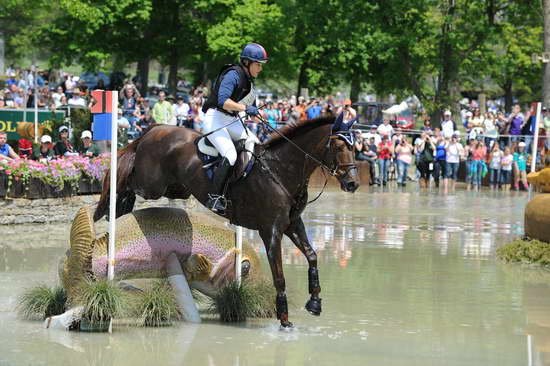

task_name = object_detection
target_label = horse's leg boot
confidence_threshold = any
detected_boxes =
[276,294,293,328]
[305,267,322,316]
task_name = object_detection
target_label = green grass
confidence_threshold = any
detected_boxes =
[75,279,124,326]
[211,280,276,322]
[129,280,181,327]
[17,284,67,320]
[497,238,550,266]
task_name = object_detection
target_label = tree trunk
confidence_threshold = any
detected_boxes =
[350,76,361,103]
[503,79,513,113]
[168,48,179,96]
[544,0,550,108]
[136,57,150,96]
[296,62,308,98]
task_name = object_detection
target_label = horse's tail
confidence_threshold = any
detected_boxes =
[93,124,160,222]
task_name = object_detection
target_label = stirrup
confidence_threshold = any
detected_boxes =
[207,193,227,212]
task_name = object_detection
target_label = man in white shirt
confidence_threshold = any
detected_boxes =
[441,111,455,139]
[68,88,86,107]
[173,96,191,127]
[377,119,393,138]
[363,125,381,145]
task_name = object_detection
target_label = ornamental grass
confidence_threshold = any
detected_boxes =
[17,284,67,320]
[497,238,550,266]
[211,280,276,322]
[75,279,125,326]
[129,280,181,327]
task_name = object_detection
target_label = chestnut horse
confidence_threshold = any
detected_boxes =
[94,115,360,327]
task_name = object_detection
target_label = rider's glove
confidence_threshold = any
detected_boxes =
[245,105,259,117]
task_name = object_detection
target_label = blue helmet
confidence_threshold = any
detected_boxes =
[240,43,269,63]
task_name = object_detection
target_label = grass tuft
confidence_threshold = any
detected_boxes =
[75,279,124,326]
[17,284,67,320]
[497,238,550,266]
[130,280,181,327]
[212,280,276,322]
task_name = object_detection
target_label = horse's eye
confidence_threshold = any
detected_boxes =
[241,260,251,277]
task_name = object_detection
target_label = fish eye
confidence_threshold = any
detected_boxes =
[241,260,251,277]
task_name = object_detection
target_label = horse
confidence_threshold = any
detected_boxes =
[93,114,360,328]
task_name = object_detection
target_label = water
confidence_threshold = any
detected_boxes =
[0,188,546,365]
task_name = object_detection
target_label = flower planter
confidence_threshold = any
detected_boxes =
[60,184,74,198]
[43,184,64,198]
[26,178,44,199]
[7,179,25,198]
[91,180,102,194]
[0,172,7,198]
[78,177,92,195]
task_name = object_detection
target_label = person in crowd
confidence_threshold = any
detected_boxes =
[136,111,154,135]
[420,119,433,133]
[120,84,139,129]
[543,107,550,151]
[441,111,455,139]
[78,130,100,157]
[152,90,174,124]
[484,111,498,148]
[395,135,413,186]
[392,128,404,146]
[0,132,19,161]
[278,102,290,123]
[18,138,33,158]
[377,135,393,186]
[295,96,308,121]
[364,125,381,145]
[264,101,280,129]
[173,95,191,127]
[488,142,502,190]
[513,141,529,190]
[353,130,369,161]
[117,108,131,146]
[191,102,204,132]
[415,131,435,189]
[444,132,463,191]
[500,146,513,191]
[496,111,509,149]
[507,104,525,145]
[305,99,322,119]
[433,134,447,188]
[68,88,86,106]
[337,99,357,122]
[467,138,487,190]
[32,135,55,161]
[468,108,485,140]
[54,125,78,157]
[93,79,106,91]
[377,118,393,138]
[365,137,380,185]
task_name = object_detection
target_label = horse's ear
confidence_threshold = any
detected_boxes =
[332,113,344,133]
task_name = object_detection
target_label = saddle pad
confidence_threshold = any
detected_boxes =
[198,137,219,157]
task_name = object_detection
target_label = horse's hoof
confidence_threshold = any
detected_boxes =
[305,298,322,316]
[280,321,294,329]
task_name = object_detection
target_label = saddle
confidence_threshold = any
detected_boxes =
[196,136,256,183]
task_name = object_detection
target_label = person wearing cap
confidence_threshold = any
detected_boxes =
[32,135,55,161]
[337,99,357,123]
[68,88,86,107]
[200,43,267,212]
[0,131,19,162]
[441,110,455,139]
[79,130,100,157]
[54,125,77,157]
[173,95,191,127]
[363,125,381,145]
[513,141,529,190]
[377,118,394,138]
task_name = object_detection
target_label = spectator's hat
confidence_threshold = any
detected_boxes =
[370,125,377,130]
[58,125,69,133]
[344,99,352,106]
[40,135,52,144]
[444,110,451,116]
[81,130,92,139]
[518,142,526,147]
[452,131,460,137]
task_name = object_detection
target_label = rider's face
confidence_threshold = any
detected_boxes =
[249,62,263,78]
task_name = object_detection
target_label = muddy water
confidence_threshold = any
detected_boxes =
[0,189,547,365]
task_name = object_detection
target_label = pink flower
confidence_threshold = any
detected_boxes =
[5,170,11,175]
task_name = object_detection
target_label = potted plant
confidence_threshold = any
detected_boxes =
[130,280,181,327]
[17,284,67,320]
[76,279,124,332]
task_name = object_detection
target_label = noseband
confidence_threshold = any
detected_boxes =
[326,134,358,179]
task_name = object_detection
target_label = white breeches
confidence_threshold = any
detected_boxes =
[203,109,257,166]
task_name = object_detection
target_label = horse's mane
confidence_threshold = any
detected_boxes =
[263,115,336,148]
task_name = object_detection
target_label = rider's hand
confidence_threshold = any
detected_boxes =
[245,105,259,117]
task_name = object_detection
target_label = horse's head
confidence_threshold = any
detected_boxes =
[329,114,360,193]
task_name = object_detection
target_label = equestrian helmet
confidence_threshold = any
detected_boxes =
[240,43,269,63]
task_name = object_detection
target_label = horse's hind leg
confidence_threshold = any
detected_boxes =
[116,190,136,218]
[284,218,322,316]
[259,225,293,328]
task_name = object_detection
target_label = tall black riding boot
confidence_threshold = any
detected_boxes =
[206,158,233,213]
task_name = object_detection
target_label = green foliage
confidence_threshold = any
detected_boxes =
[129,280,181,327]
[212,279,276,322]
[17,284,67,320]
[497,238,550,266]
[76,279,124,325]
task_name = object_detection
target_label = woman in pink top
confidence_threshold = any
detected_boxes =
[469,139,487,190]
[395,136,413,186]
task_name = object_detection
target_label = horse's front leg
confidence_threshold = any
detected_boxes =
[259,225,293,328]
[284,218,322,316]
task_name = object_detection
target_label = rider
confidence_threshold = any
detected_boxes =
[201,43,268,212]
